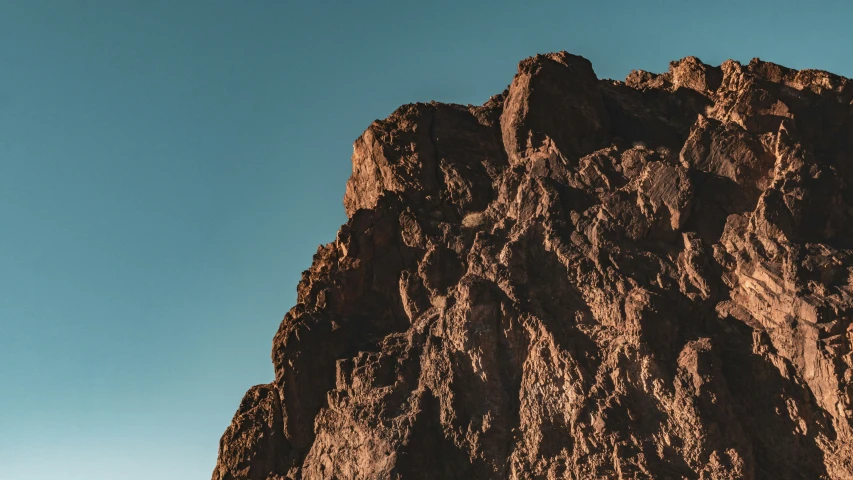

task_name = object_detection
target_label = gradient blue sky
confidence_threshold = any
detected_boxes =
[1,1,849,478]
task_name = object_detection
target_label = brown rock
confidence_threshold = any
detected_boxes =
[212,385,291,480]
[214,52,853,479]
[501,52,609,167]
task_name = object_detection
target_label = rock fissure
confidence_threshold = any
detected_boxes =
[214,52,853,479]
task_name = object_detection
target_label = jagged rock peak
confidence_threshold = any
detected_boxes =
[214,52,853,479]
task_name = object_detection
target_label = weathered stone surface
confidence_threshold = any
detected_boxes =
[213,385,291,480]
[215,52,853,479]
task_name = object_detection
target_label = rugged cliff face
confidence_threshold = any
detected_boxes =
[213,52,853,479]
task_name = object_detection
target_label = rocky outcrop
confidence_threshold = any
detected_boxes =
[213,52,853,479]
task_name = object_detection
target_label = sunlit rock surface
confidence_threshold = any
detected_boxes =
[214,52,853,480]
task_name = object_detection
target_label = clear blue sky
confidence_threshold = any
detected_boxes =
[0,1,848,478]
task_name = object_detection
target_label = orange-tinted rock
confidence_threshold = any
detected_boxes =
[215,52,853,479]
[501,52,610,167]
[212,385,291,480]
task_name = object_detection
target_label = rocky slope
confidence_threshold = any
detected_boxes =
[213,53,853,479]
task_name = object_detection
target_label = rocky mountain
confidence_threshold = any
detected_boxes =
[212,52,853,479]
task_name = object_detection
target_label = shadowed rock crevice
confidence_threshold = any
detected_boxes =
[214,52,853,479]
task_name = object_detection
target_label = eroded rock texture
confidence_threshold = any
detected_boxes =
[214,52,853,479]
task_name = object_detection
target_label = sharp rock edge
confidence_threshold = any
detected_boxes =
[213,52,853,480]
